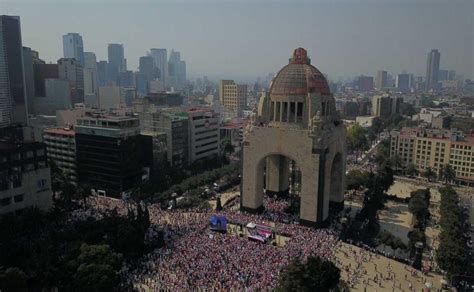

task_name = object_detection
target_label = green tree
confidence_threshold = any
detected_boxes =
[407,229,426,257]
[345,170,370,190]
[67,244,123,292]
[77,182,92,206]
[408,190,430,229]
[347,124,369,159]
[436,187,468,280]
[277,256,340,292]
[390,154,402,173]
[439,164,456,184]
[424,167,437,182]
[221,138,235,155]
[0,267,28,292]
[405,163,418,177]
[374,139,390,167]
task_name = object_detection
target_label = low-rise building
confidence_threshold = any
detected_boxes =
[390,127,474,186]
[0,140,53,214]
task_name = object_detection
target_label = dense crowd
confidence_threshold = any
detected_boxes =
[81,196,339,290]
[77,194,443,291]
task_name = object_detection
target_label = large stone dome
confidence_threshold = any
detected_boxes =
[269,48,330,96]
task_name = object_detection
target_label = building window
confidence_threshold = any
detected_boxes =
[14,194,24,203]
[37,179,48,190]
[1,197,12,206]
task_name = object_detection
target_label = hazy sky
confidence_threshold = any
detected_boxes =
[2,0,473,82]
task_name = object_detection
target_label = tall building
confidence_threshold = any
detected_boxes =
[97,60,108,86]
[425,49,440,91]
[58,58,84,105]
[33,63,59,97]
[448,70,456,80]
[138,110,189,168]
[168,49,186,89]
[438,69,448,81]
[376,70,388,89]
[22,47,35,115]
[0,15,28,127]
[43,127,77,182]
[98,85,123,110]
[372,95,392,117]
[179,60,186,88]
[34,79,72,115]
[149,48,167,83]
[118,70,134,87]
[135,73,148,96]
[84,52,98,96]
[357,75,374,92]
[219,80,248,118]
[187,108,220,163]
[107,44,126,84]
[139,56,155,81]
[0,139,53,215]
[75,114,143,198]
[396,73,410,93]
[62,33,84,66]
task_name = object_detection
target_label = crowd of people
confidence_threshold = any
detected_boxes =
[80,196,340,290]
[75,193,443,291]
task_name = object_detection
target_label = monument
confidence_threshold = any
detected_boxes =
[241,48,347,227]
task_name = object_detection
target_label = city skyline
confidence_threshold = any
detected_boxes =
[2,0,472,81]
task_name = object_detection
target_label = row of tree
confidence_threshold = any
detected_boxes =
[344,164,394,245]
[436,187,469,283]
[347,113,420,161]
[406,189,431,257]
[0,202,153,291]
[277,256,344,291]
[142,163,240,208]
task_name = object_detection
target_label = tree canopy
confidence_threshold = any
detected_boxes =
[277,256,340,292]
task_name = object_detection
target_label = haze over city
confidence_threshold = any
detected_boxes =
[0,0,473,291]
[2,0,473,81]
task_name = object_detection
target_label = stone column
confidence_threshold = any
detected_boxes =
[266,156,290,197]
[286,102,291,123]
[241,147,264,213]
[273,101,277,121]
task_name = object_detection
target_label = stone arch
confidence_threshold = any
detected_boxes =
[242,151,301,213]
[329,152,344,205]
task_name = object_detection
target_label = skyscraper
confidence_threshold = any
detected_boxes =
[58,58,84,105]
[357,75,374,92]
[62,33,84,66]
[396,73,410,93]
[139,56,155,81]
[179,60,186,87]
[84,52,98,96]
[425,49,440,91]
[22,47,36,115]
[219,80,247,118]
[438,69,448,81]
[97,60,108,86]
[376,70,388,89]
[0,15,28,127]
[168,49,186,89]
[149,48,167,83]
[107,44,126,84]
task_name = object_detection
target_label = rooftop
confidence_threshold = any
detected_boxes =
[43,127,75,136]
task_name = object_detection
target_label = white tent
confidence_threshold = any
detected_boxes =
[246,222,256,229]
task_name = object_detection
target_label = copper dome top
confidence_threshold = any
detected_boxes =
[269,48,330,96]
